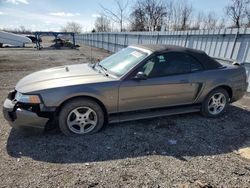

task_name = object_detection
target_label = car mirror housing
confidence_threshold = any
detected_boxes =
[133,72,147,80]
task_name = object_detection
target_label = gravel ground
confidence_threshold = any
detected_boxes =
[0,44,250,188]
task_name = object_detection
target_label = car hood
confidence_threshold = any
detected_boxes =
[16,64,114,93]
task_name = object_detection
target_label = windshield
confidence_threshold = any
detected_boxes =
[98,47,148,77]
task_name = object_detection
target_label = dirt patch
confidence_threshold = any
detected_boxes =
[237,142,250,162]
[0,45,250,187]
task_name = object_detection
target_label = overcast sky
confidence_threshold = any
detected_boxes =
[0,0,230,32]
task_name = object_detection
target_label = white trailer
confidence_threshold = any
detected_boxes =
[0,31,32,47]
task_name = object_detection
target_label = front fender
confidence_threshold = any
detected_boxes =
[38,83,119,113]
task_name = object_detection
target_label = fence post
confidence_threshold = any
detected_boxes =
[184,32,189,47]
[89,34,91,46]
[156,33,160,44]
[114,33,117,52]
[72,33,75,47]
[101,33,103,49]
[137,34,140,44]
[230,29,239,60]
[124,34,127,47]
[91,34,93,47]
[107,33,110,51]
[87,34,89,45]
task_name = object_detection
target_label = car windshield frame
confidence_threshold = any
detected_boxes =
[96,47,150,77]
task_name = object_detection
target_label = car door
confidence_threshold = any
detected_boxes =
[118,52,203,112]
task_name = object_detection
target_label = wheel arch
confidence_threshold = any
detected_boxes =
[197,84,233,104]
[201,84,232,117]
[55,95,108,122]
[212,85,233,99]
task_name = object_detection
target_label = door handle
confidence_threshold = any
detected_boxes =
[179,79,189,83]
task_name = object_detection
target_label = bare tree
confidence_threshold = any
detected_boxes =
[179,1,193,30]
[16,26,32,34]
[143,0,167,31]
[191,12,205,30]
[130,4,147,31]
[100,0,129,32]
[94,15,111,32]
[130,0,192,31]
[217,18,226,29]
[247,12,250,27]
[61,22,82,33]
[226,0,249,28]
[204,12,218,29]
[19,26,26,33]
[246,3,250,27]
[190,12,225,30]
[171,0,193,31]
[164,0,174,30]
[130,0,167,31]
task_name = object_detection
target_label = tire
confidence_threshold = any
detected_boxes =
[58,98,105,136]
[201,88,229,118]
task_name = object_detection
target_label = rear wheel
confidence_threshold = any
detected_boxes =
[58,98,104,136]
[201,88,229,118]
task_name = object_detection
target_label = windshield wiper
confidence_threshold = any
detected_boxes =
[97,63,109,77]
[90,61,98,69]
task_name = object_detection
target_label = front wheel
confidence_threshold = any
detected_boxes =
[58,98,105,136]
[201,88,229,118]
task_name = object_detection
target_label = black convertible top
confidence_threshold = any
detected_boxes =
[133,44,222,70]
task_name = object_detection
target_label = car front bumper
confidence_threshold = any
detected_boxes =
[3,98,49,133]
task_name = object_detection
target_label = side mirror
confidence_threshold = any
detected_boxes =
[133,72,147,80]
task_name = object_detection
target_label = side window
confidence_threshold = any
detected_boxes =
[142,52,203,78]
[190,57,203,72]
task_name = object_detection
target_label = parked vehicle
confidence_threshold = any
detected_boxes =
[3,45,248,136]
[0,31,32,47]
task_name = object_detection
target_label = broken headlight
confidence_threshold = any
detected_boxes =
[15,92,41,104]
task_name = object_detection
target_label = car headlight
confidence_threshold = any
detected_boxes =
[15,92,41,104]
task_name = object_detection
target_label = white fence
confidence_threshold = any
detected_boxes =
[75,28,250,92]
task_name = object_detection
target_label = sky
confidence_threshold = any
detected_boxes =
[0,0,230,32]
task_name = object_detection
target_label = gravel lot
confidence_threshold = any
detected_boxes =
[0,44,250,187]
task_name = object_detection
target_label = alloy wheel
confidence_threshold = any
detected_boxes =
[208,93,226,115]
[67,107,98,134]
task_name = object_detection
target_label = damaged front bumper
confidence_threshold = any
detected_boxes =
[3,93,49,133]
